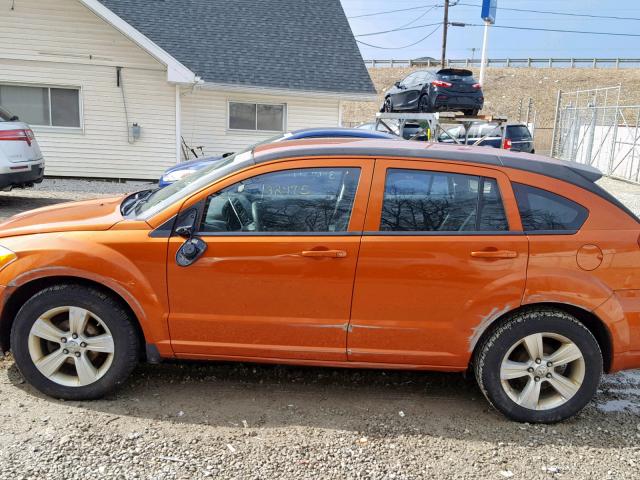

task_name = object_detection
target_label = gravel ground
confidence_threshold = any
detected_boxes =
[0,177,639,479]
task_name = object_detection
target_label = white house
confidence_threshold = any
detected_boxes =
[0,0,376,179]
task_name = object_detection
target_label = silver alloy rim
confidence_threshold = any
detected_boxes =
[500,332,585,411]
[28,306,115,387]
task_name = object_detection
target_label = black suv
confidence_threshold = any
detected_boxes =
[382,69,484,116]
[438,123,534,153]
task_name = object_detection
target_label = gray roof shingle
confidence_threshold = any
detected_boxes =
[97,0,376,95]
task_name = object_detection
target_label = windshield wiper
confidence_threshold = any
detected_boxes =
[121,188,159,216]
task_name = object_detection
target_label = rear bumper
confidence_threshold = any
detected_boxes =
[431,94,484,111]
[0,162,44,190]
[595,290,640,372]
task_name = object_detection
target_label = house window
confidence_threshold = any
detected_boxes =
[0,84,81,128]
[228,101,285,132]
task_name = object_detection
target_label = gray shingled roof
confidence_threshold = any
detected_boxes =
[97,0,375,95]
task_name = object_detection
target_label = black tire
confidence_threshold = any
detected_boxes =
[419,95,431,113]
[383,97,393,112]
[463,109,479,117]
[474,308,602,423]
[11,284,140,400]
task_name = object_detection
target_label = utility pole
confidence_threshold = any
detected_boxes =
[441,0,449,67]
[479,19,491,85]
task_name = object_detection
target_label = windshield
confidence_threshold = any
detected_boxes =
[135,150,253,217]
[133,134,290,217]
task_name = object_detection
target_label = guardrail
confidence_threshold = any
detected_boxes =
[365,58,640,69]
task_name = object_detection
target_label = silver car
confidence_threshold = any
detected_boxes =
[0,107,45,190]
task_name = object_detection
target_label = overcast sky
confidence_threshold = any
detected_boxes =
[341,0,640,60]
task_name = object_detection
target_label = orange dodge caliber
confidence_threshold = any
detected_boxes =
[0,138,638,423]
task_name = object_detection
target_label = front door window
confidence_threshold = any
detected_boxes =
[200,168,361,233]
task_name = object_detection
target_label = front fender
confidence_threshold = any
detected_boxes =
[0,231,172,355]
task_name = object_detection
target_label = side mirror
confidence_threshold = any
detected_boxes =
[394,81,401,88]
[9,115,19,122]
[173,206,206,266]
[176,237,207,267]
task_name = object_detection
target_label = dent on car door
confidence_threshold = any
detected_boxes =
[166,159,373,361]
[347,160,529,368]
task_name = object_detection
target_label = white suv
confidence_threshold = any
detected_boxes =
[0,107,45,190]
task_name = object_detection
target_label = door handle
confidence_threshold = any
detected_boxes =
[301,250,347,258]
[470,250,518,259]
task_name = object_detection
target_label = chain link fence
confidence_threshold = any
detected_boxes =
[552,86,640,182]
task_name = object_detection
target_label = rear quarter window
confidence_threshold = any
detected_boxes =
[513,183,588,233]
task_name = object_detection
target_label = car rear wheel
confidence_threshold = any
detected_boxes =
[474,308,602,423]
[419,95,431,113]
[11,284,140,400]
[464,109,479,116]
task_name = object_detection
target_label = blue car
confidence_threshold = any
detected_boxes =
[159,128,398,186]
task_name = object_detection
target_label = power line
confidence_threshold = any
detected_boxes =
[347,4,439,19]
[357,25,442,50]
[457,2,640,21]
[355,22,442,37]
[393,5,438,31]
[463,23,640,38]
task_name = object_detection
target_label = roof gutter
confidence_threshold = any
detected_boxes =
[197,81,378,102]
[78,0,199,85]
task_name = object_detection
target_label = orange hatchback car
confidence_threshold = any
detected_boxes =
[0,138,638,423]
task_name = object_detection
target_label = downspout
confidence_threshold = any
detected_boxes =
[175,77,203,164]
[175,85,181,164]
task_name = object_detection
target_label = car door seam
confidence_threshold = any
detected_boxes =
[346,159,377,357]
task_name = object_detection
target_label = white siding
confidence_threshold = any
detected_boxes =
[0,0,176,179]
[0,0,161,69]
[181,89,340,158]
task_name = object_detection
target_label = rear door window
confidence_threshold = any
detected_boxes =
[381,169,509,232]
[513,183,588,232]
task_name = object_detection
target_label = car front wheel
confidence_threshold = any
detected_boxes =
[383,97,393,112]
[474,308,602,423]
[11,284,140,400]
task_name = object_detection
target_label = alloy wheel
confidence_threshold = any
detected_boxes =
[500,332,585,410]
[27,306,115,387]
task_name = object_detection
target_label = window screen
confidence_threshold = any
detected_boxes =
[229,102,285,131]
[513,183,588,232]
[381,169,508,232]
[201,168,360,233]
